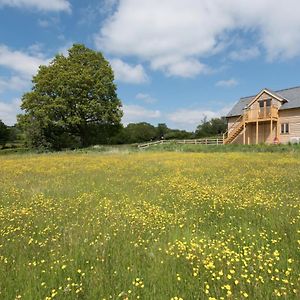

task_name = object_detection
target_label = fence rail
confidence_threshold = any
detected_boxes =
[138,138,224,148]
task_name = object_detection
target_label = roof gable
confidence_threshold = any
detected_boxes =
[246,88,287,108]
[227,86,300,117]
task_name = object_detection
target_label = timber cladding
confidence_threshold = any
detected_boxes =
[226,87,300,144]
[278,108,300,144]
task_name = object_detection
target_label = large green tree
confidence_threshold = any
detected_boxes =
[0,120,9,148]
[18,44,122,149]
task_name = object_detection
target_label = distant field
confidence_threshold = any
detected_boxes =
[2,142,300,156]
[0,152,299,299]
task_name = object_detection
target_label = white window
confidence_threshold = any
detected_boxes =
[281,123,289,134]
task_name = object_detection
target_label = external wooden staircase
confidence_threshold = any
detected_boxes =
[223,104,279,144]
[223,115,245,144]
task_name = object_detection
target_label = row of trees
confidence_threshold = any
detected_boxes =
[1,44,227,150]
[0,117,227,148]
[112,118,227,144]
[0,121,21,148]
[111,123,193,144]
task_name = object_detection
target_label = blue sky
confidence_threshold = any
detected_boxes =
[1,0,300,130]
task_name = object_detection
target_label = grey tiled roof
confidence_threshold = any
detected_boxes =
[227,86,300,117]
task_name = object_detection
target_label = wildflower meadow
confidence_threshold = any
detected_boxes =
[0,152,299,299]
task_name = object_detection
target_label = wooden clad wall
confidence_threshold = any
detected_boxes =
[278,108,300,144]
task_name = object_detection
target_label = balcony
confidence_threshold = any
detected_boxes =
[244,105,278,122]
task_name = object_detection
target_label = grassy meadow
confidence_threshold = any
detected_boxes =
[0,151,299,299]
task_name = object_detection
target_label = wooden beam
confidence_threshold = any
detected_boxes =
[256,121,259,144]
[243,122,246,145]
[270,119,273,144]
[247,125,250,145]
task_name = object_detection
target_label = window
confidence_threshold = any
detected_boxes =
[259,100,264,108]
[266,99,272,107]
[281,123,289,134]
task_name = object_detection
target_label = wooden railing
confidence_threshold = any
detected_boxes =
[244,105,278,121]
[223,105,279,144]
[138,138,224,148]
[222,114,244,144]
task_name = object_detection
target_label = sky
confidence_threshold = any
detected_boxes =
[1,0,300,131]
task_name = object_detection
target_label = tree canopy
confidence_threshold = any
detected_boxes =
[121,122,157,144]
[18,44,123,149]
[110,122,194,144]
[195,117,227,138]
[0,120,9,148]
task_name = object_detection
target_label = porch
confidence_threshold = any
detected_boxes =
[242,105,279,144]
[242,120,279,144]
[224,106,279,144]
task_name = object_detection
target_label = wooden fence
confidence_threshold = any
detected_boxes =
[138,138,224,149]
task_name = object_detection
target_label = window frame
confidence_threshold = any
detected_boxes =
[281,123,289,135]
[266,99,272,107]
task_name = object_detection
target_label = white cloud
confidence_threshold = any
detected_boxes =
[38,19,50,27]
[57,41,74,57]
[151,57,210,78]
[0,0,71,12]
[79,0,118,25]
[0,76,29,93]
[37,16,60,28]
[167,106,231,130]
[96,0,300,77]
[102,0,119,14]
[0,98,21,125]
[135,93,157,104]
[0,43,70,125]
[167,109,218,125]
[110,58,148,84]
[216,78,238,88]
[0,44,50,77]
[122,104,161,124]
[229,47,260,61]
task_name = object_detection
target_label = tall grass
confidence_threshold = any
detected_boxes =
[0,152,299,299]
[143,142,300,153]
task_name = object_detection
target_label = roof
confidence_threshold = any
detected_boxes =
[227,86,300,117]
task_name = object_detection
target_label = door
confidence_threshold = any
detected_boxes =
[265,99,271,117]
[259,99,272,119]
[259,100,264,118]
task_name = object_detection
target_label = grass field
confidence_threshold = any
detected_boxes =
[0,152,299,299]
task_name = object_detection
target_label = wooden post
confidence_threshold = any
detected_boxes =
[270,119,273,144]
[243,122,246,145]
[247,126,250,145]
[256,121,259,144]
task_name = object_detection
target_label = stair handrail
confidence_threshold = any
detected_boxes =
[222,111,246,143]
